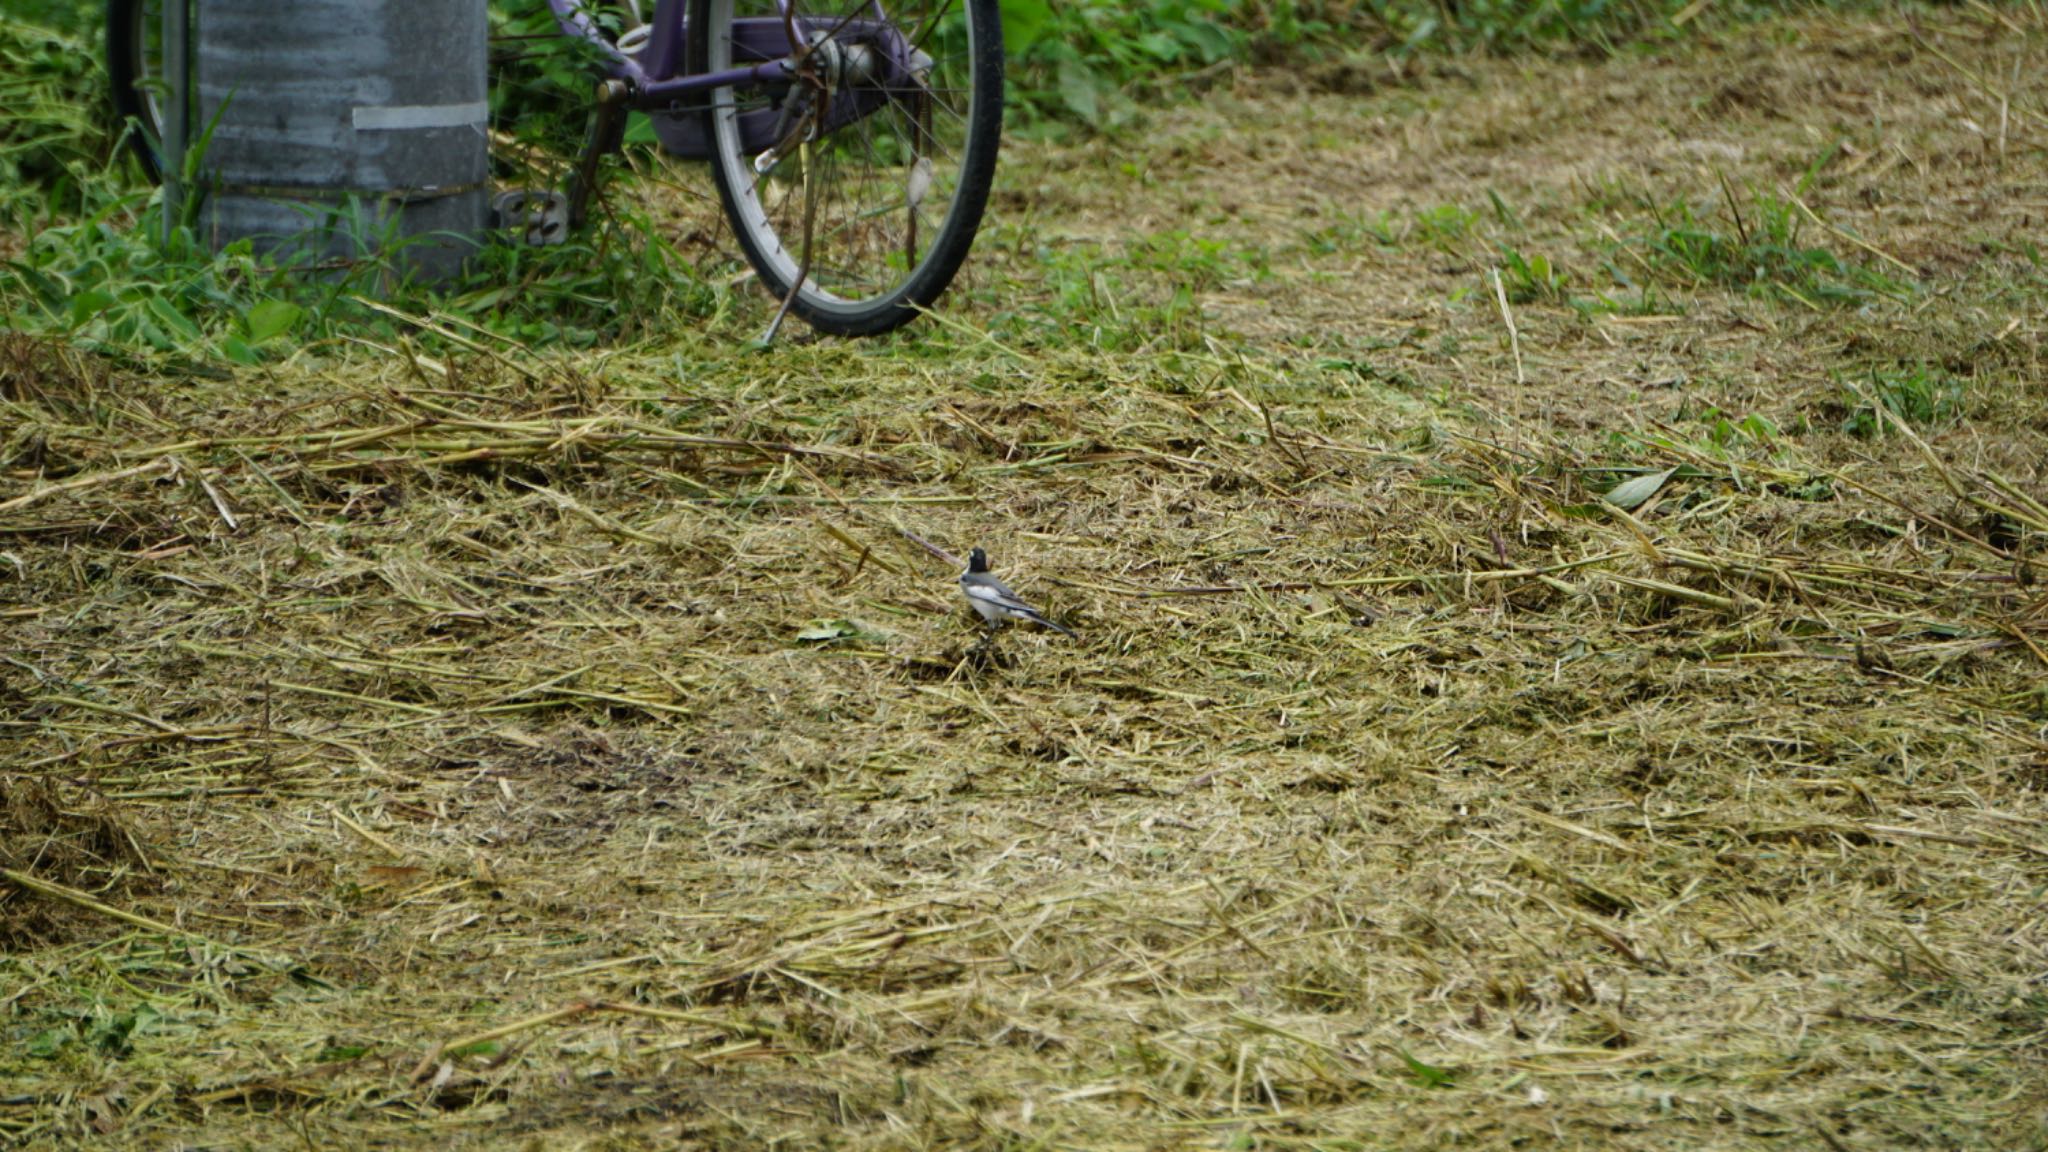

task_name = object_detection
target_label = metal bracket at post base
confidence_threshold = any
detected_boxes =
[490,190,571,247]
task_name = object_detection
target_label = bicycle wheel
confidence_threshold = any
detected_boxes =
[686,0,1003,337]
[106,0,167,183]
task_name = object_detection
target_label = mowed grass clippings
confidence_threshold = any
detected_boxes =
[4,8,2048,1150]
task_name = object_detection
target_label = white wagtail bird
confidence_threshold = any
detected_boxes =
[959,547,1077,639]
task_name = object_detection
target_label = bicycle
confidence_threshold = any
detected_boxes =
[105,0,1004,338]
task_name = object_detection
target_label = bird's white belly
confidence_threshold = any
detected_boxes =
[963,584,1012,623]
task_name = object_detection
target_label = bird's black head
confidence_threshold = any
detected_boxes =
[967,547,989,574]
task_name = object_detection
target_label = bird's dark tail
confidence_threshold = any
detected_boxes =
[1029,611,1078,638]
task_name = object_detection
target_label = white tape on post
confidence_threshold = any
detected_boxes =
[352,101,489,131]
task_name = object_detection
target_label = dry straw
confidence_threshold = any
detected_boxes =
[5,7,2048,1148]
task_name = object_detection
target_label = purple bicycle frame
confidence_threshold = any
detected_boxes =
[544,0,908,158]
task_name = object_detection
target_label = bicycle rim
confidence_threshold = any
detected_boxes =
[108,0,167,181]
[691,0,1002,337]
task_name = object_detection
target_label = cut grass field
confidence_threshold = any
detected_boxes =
[5,6,2048,1149]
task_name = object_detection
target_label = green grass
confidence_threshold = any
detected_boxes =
[1627,185,1904,305]
[0,2,717,363]
[1496,245,1567,304]
[0,0,720,362]
[1841,365,1966,437]
[981,224,1272,352]
[0,15,111,221]
[1,189,720,362]
[1005,0,1885,128]
[3,0,96,35]
[0,0,1915,368]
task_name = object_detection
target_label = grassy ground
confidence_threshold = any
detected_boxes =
[5,6,2048,1150]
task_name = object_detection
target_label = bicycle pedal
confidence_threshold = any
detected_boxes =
[490,189,570,247]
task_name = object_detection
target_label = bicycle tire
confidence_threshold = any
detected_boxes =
[106,0,167,183]
[686,0,1003,337]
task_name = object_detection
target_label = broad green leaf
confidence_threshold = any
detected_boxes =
[1056,57,1102,125]
[1181,21,1236,63]
[1138,31,1181,63]
[69,287,115,327]
[143,293,202,341]
[243,298,303,344]
[27,1028,70,1059]
[1602,467,1675,510]
[795,619,859,643]
[997,0,1052,52]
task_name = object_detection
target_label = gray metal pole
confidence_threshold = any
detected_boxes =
[193,0,489,283]
[161,0,190,244]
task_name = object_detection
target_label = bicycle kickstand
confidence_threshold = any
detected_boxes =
[567,78,631,229]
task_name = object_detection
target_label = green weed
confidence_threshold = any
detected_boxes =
[1841,365,1964,438]
[3,180,716,361]
[4,0,97,35]
[0,0,716,363]
[1361,212,1403,247]
[1126,230,1267,291]
[1571,283,1675,318]
[4,200,314,360]
[1366,0,1700,53]
[489,1,642,162]
[998,229,1255,351]
[1497,245,1566,304]
[449,201,721,346]
[1617,187,1903,306]
[1004,0,1249,128]
[0,14,111,221]
[1006,1,1861,130]
[1299,210,1403,255]
[1412,203,1476,251]
[1675,403,1784,453]
[1012,0,1674,128]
